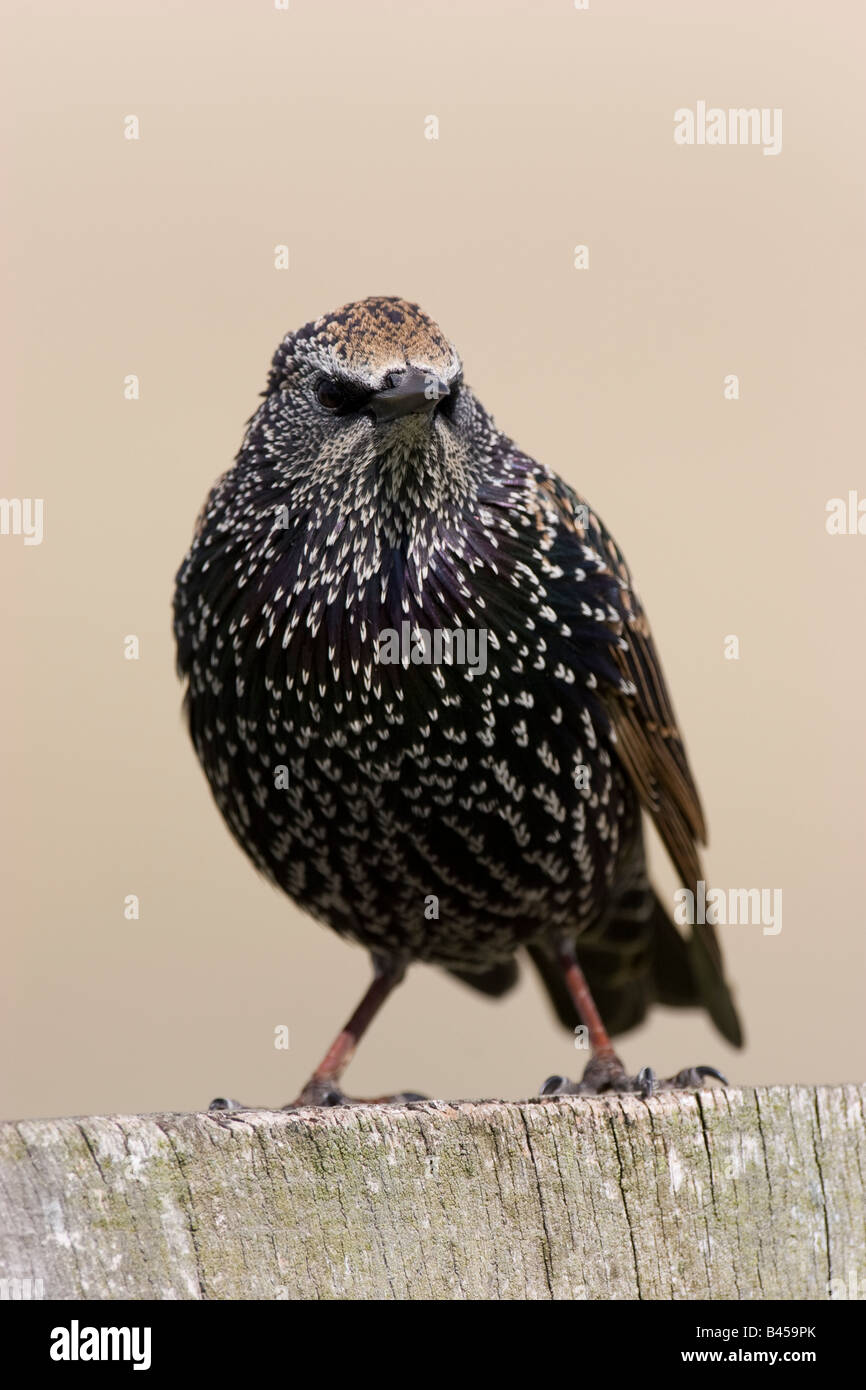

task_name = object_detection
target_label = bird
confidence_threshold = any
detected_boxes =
[173,295,742,1108]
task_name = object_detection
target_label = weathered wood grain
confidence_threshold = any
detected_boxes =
[1,1086,863,1300]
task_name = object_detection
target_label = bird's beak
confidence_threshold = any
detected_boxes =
[369,367,450,423]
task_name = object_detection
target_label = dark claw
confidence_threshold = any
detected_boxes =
[209,1096,249,1112]
[668,1065,730,1089]
[696,1065,729,1085]
[540,1075,568,1096]
[637,1066,656,1098]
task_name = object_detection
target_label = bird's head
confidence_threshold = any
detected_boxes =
[183,299,508,659]
[244,297,488,525]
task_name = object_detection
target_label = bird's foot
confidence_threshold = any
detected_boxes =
[208,1083,426,1111]
[539,1051,728,1099]
[285,1078,427,1109]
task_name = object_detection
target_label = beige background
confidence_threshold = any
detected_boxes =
[3,0,864,1121]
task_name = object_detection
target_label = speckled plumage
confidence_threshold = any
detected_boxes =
[174,297,741,1055]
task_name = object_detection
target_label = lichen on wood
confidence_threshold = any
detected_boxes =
[1,1086,863,1300]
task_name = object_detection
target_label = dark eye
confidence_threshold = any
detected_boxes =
[316,378,346,411]
[315,376,372,417]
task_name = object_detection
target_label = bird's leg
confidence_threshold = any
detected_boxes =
[539,937,728,1099]
[287,957,426,1108]
[209,956,425,1112]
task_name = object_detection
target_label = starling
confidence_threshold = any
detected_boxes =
[174,296,742,1107]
